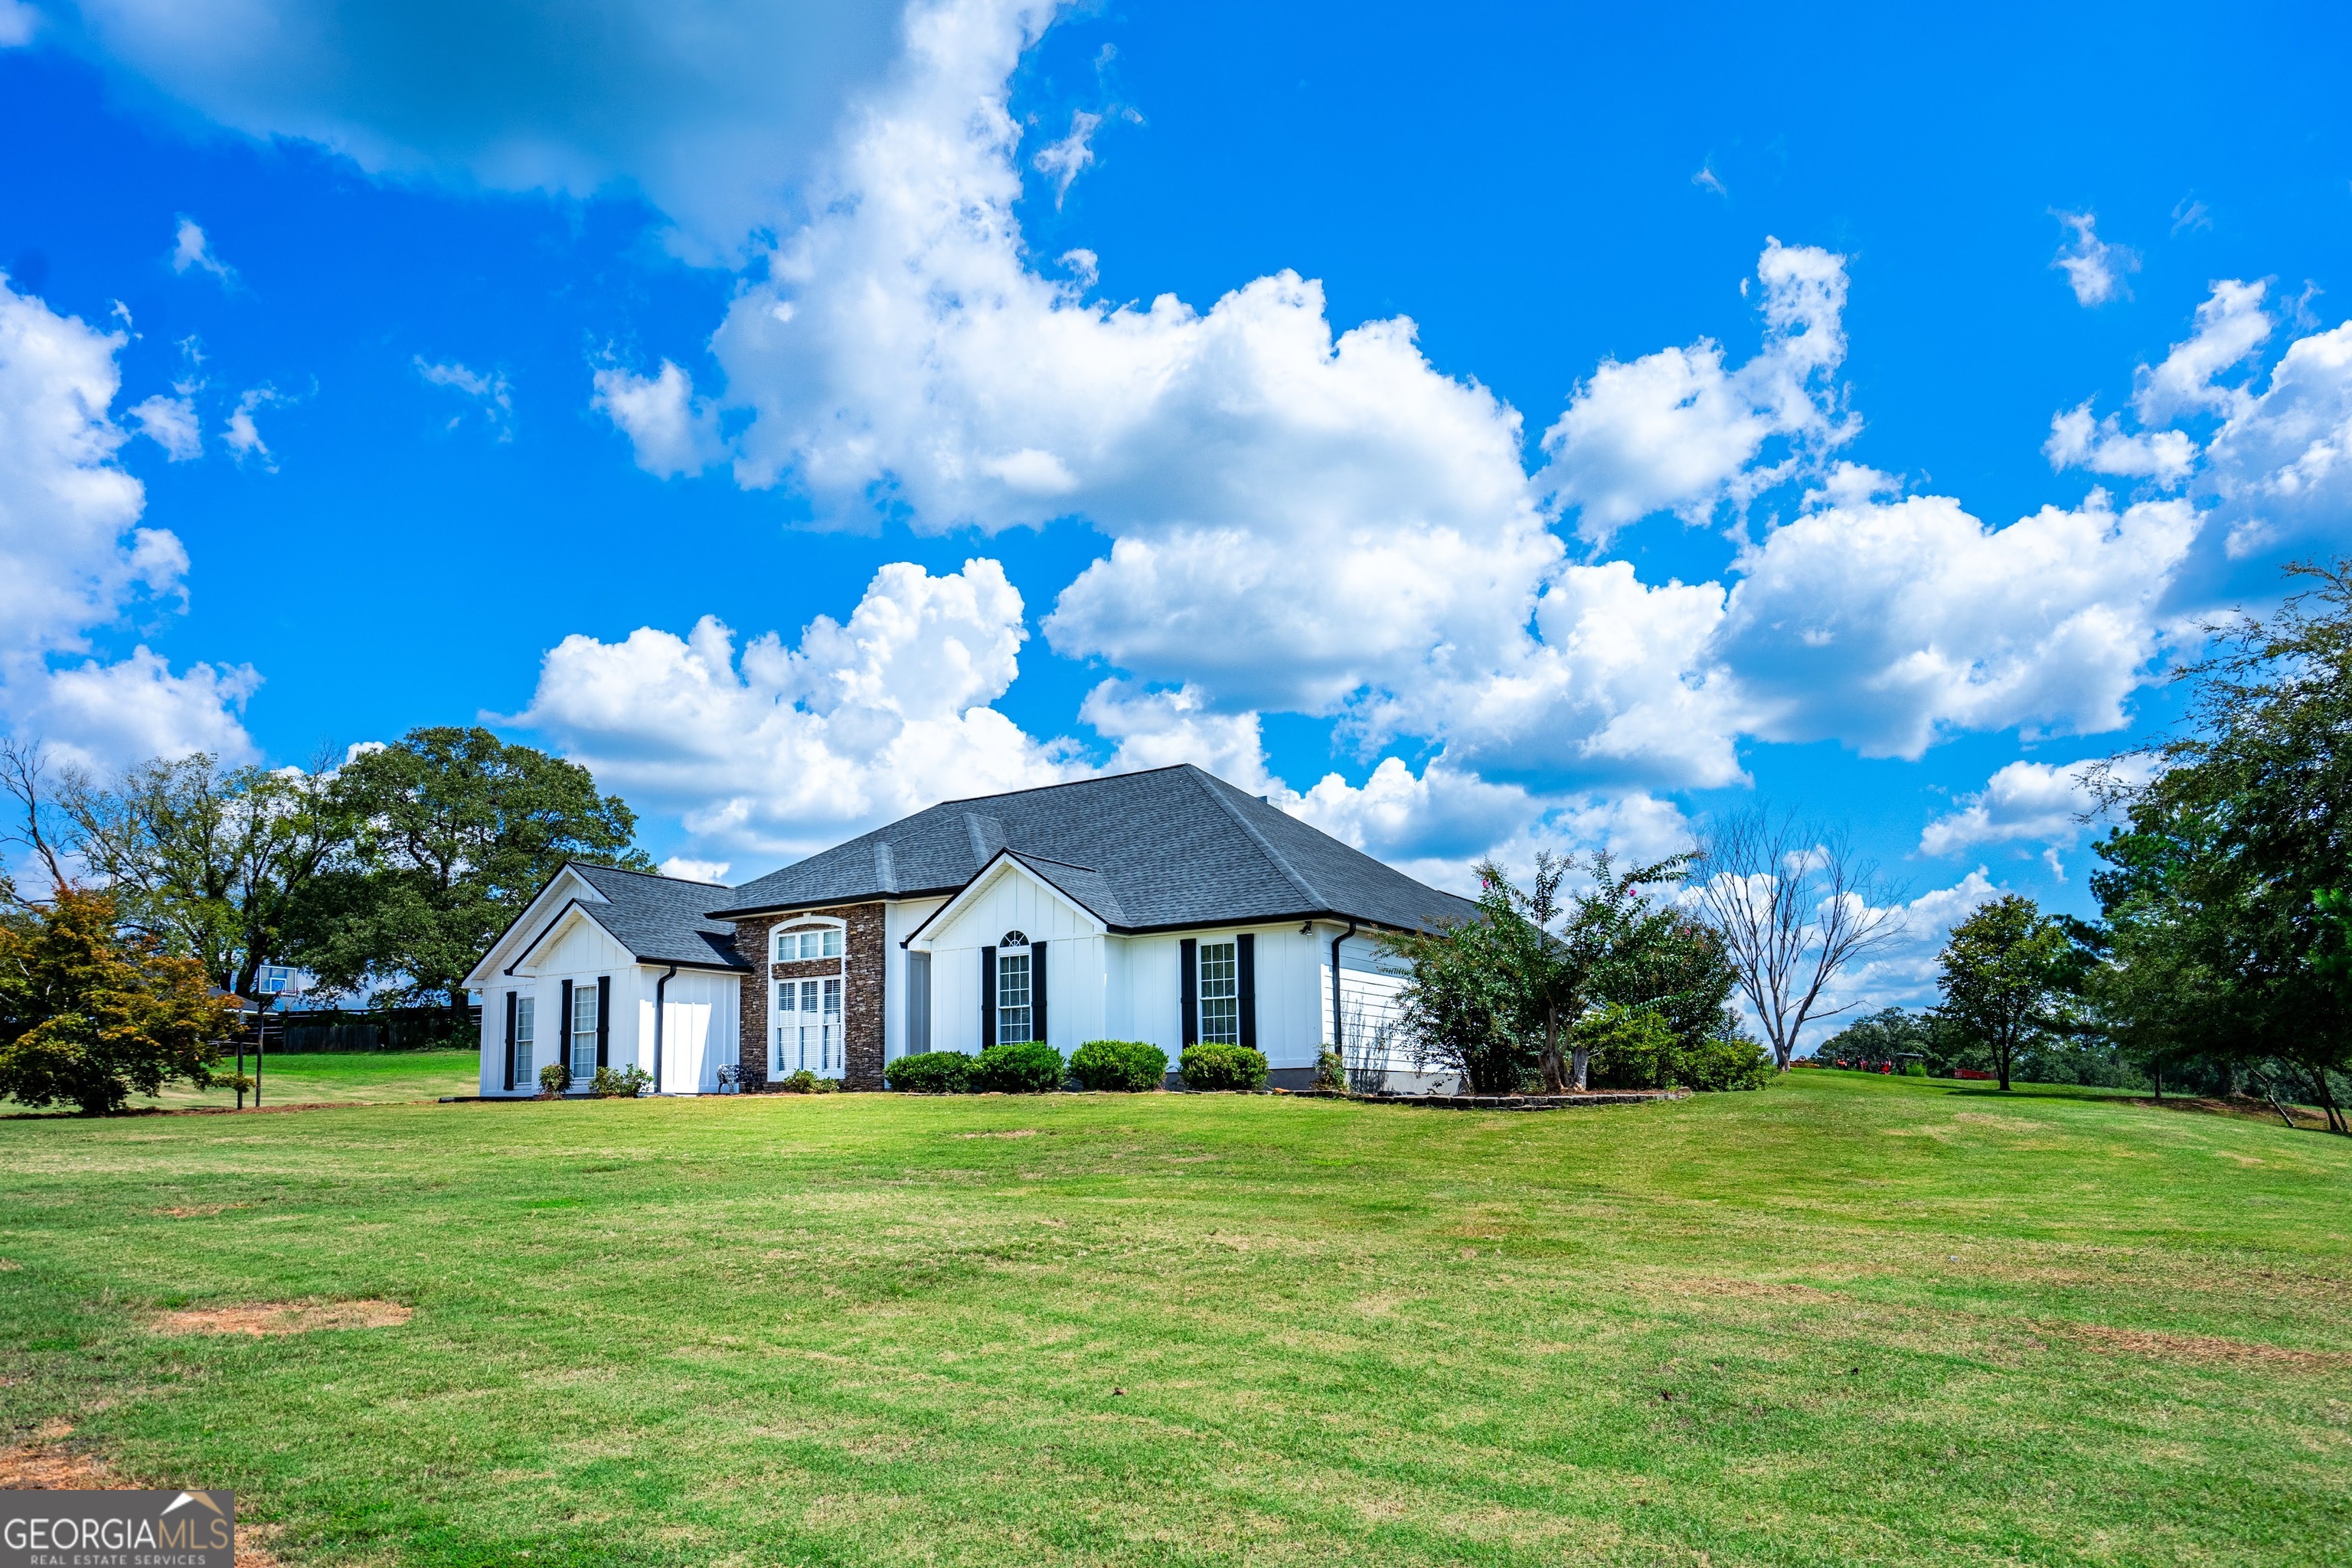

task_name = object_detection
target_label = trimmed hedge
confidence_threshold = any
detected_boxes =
[1180,1042,1268,1091]
[1070,1039,1168,1092]
[973,1040,1067,1093]
[886,1050,974,1093]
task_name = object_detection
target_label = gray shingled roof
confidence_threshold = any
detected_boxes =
[566,863,747,970]
[709,764,1478,934]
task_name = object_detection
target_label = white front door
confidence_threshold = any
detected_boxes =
[776,978,844,1077]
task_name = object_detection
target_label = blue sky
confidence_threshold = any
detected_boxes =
[3,0,2349,1010]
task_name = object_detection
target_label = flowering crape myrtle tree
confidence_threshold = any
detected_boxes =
[1687,808,1905,1070]
[1385,852,1739,1093]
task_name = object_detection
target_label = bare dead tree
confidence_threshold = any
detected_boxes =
[0,737,72,902]
[1687,806,1906,1070]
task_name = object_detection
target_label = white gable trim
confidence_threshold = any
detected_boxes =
[462,865,612,989]
[902,851,1109,950]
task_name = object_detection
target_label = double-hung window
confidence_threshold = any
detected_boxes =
[570,985,599,1082]
[996,948,1033,1044]
[1198,940,1240,1044]
[513,995,536,1080]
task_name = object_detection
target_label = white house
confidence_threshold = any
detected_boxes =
[462,862,746,1096]
[469,765,1475,1096]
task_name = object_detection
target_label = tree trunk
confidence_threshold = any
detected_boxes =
[1571,1042,1589,1092]
[1540,1006,1565,1094]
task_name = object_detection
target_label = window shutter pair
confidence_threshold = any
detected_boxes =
[1178,934,1256,1049]
[503,992,517,1091]
[979,945,997,1047]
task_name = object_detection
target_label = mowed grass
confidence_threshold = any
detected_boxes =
[2,1076,2349,1566]
[115,1048,484,1109]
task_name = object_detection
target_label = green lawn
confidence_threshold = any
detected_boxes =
[119,1048,482,1110]
[2,1074,2348,1566]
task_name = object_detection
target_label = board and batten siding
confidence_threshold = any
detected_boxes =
[642,967,740,1094]
[1108,925,1325,1070]
[479,912,643,1096]
[918,867,1104,1055]
[884,897,947,1060]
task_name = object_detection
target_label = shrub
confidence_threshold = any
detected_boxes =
[776,1069,839,1094]
[887,1050,974,1093]
[1069,1039,1168,1092]
[590,1064,652,1098]
[1674,1032,1773,1092]
[1180,1042,1267,1091]
[1903,1060,1930,1078]
[1581,1006,1771,1092]
[973,1040,1067,1093]
[538,1062,569,1097]
[1315,1048,1346,1093]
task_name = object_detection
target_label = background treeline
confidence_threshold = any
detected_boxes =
[4,726,648,1058]
[1823,560,2352,1131]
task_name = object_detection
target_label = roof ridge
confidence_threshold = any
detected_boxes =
[571,859,730,889]
[1184,766,1324,911]
[927,763,1191,811]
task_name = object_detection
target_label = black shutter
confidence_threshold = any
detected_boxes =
[560,979,573,1083]
[503,991,517,1091]
[1237,934,1256,1052]
[1180,937,1198,1046]
[980,946,997,1048]
[1031,942,1048,1047]
[596,975,611,1068]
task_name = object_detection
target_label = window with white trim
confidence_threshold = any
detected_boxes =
[513,995,536,1080]
[776,977,845,1075]
[569,985,599,1082]
[774,923,844,962]
[1198,939,1240,1045]
[997,946,1033,1044]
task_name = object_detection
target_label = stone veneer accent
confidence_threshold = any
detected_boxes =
[733,902,887,1090]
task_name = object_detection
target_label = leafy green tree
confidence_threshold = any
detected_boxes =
[0,887,237,1114]
[1936,895,2073,1093]
[55,751,350,1000]
[287,728,651,1031]
[1385,852,1739,1093]
[2082,561,2352,1131]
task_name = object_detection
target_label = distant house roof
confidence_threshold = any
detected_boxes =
[709,764,1477,935]
[529,863,747,972]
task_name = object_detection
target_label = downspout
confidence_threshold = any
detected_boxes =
[1330,920,1357,1083]
[653,964,678,1093]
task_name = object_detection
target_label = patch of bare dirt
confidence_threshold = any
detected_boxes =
[153,1204,251,1218]
[151,1299,412,1337]
[952,1129,1040,1139]
[2,1424,286,1564]
[2068,1323,2350,1370]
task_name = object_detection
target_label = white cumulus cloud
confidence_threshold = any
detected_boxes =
[2050,210,2138,307]
[1719,486,2197,758]
[508,557,1077,862]
[129,393,203,460]
[170,217,237,285]
[592,360,722,478]
[1031,108,1099,206]
[0,274,255,767]
[2135,278,2271,423]
[2042,399,2197,484]
[1536,238,1855,544]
